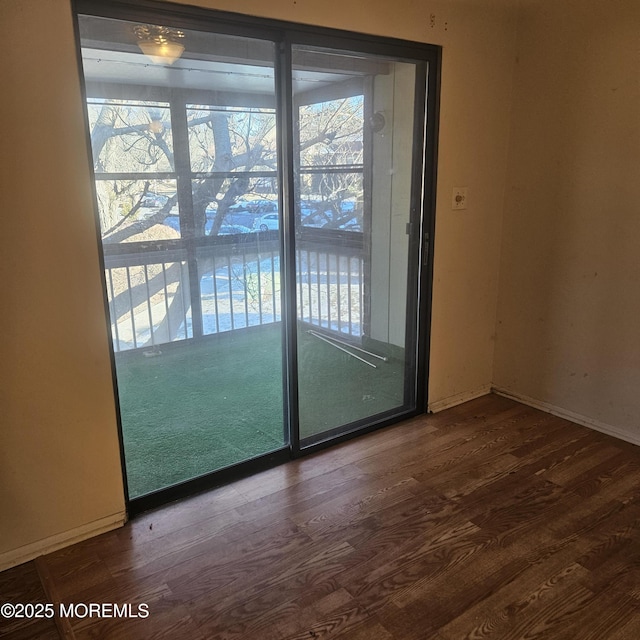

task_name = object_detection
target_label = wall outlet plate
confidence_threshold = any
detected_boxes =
[452,187,468,210]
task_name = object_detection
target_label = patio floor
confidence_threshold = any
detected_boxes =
[115,324,404,497]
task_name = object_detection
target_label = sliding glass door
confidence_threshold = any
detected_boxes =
[291,45,427,445]
[78,16,286,499]
[76,2,438,506]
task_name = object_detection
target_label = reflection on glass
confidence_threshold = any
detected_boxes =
[297,96,364,232]
[188,106,277,173]
[188,104,278,238]
[297,174,363,231]
[95,179,179,243]
[293,45,419,442]
[87,100,174,173]
[191,177,279,237]
[298,97,363,166]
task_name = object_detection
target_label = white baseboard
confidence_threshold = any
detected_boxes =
[0,511,126,572]
[428,384,492,413]
[493,387,640,447]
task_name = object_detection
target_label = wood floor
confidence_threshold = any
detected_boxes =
[2,394,640,639]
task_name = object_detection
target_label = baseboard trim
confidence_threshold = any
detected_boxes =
[0,511,126,572]
[493,387,640,446]
[428,384,492,413]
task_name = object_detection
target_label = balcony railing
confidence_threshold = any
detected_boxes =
[104,235,364,352]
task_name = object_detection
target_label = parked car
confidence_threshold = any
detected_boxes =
[248,199,278,214]
[253,213,279,232]
[298,199,362,232]
[225,197,279,214]
[227,200,251,214]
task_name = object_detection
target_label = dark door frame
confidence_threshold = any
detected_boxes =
[72,0,441,516]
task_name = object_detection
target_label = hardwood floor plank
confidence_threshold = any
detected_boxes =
[72,602,206,640]
[165,520,315,601]
[564,454,640,498]
[484,582,597,640]
[543,444,624,486]
[36,546,113,602]
[279,600,371,640]
[506,418,592,459]
[290,475,422,540]
[604,608,640,640]
[177,539,353,624]
[119,482,250,544]
[417,452,521,500]
[341,517,482,611]
[330,617,396,640]
[3,394,639,640]
[233,463,366,518]
[0,562,60,640]
[549,590,639,640]
[438,545,592,639]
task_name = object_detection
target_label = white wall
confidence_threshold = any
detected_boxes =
[493,0,640,443]
[369,63,416,348]
[0,0,518,568]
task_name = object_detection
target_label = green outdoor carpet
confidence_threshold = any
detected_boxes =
[297,331,405,435]
[116,325,404,497]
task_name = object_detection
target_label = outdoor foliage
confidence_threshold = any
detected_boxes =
[88,95,364,243]
[88,93,364,348]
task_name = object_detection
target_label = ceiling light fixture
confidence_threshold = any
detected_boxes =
[133,25,185,65]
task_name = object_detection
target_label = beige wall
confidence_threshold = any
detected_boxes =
[426,2,517,409]
[493,0,640,443]
[0,0,127,569]
[0,0,517,567]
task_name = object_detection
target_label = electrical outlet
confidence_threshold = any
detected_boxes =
[452,187,468,210]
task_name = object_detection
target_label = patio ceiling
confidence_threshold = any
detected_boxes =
[79,15,389,96]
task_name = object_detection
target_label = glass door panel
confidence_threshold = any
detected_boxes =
[78,15,285,498]
[77,4,436,505]
[292,45,423,444]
